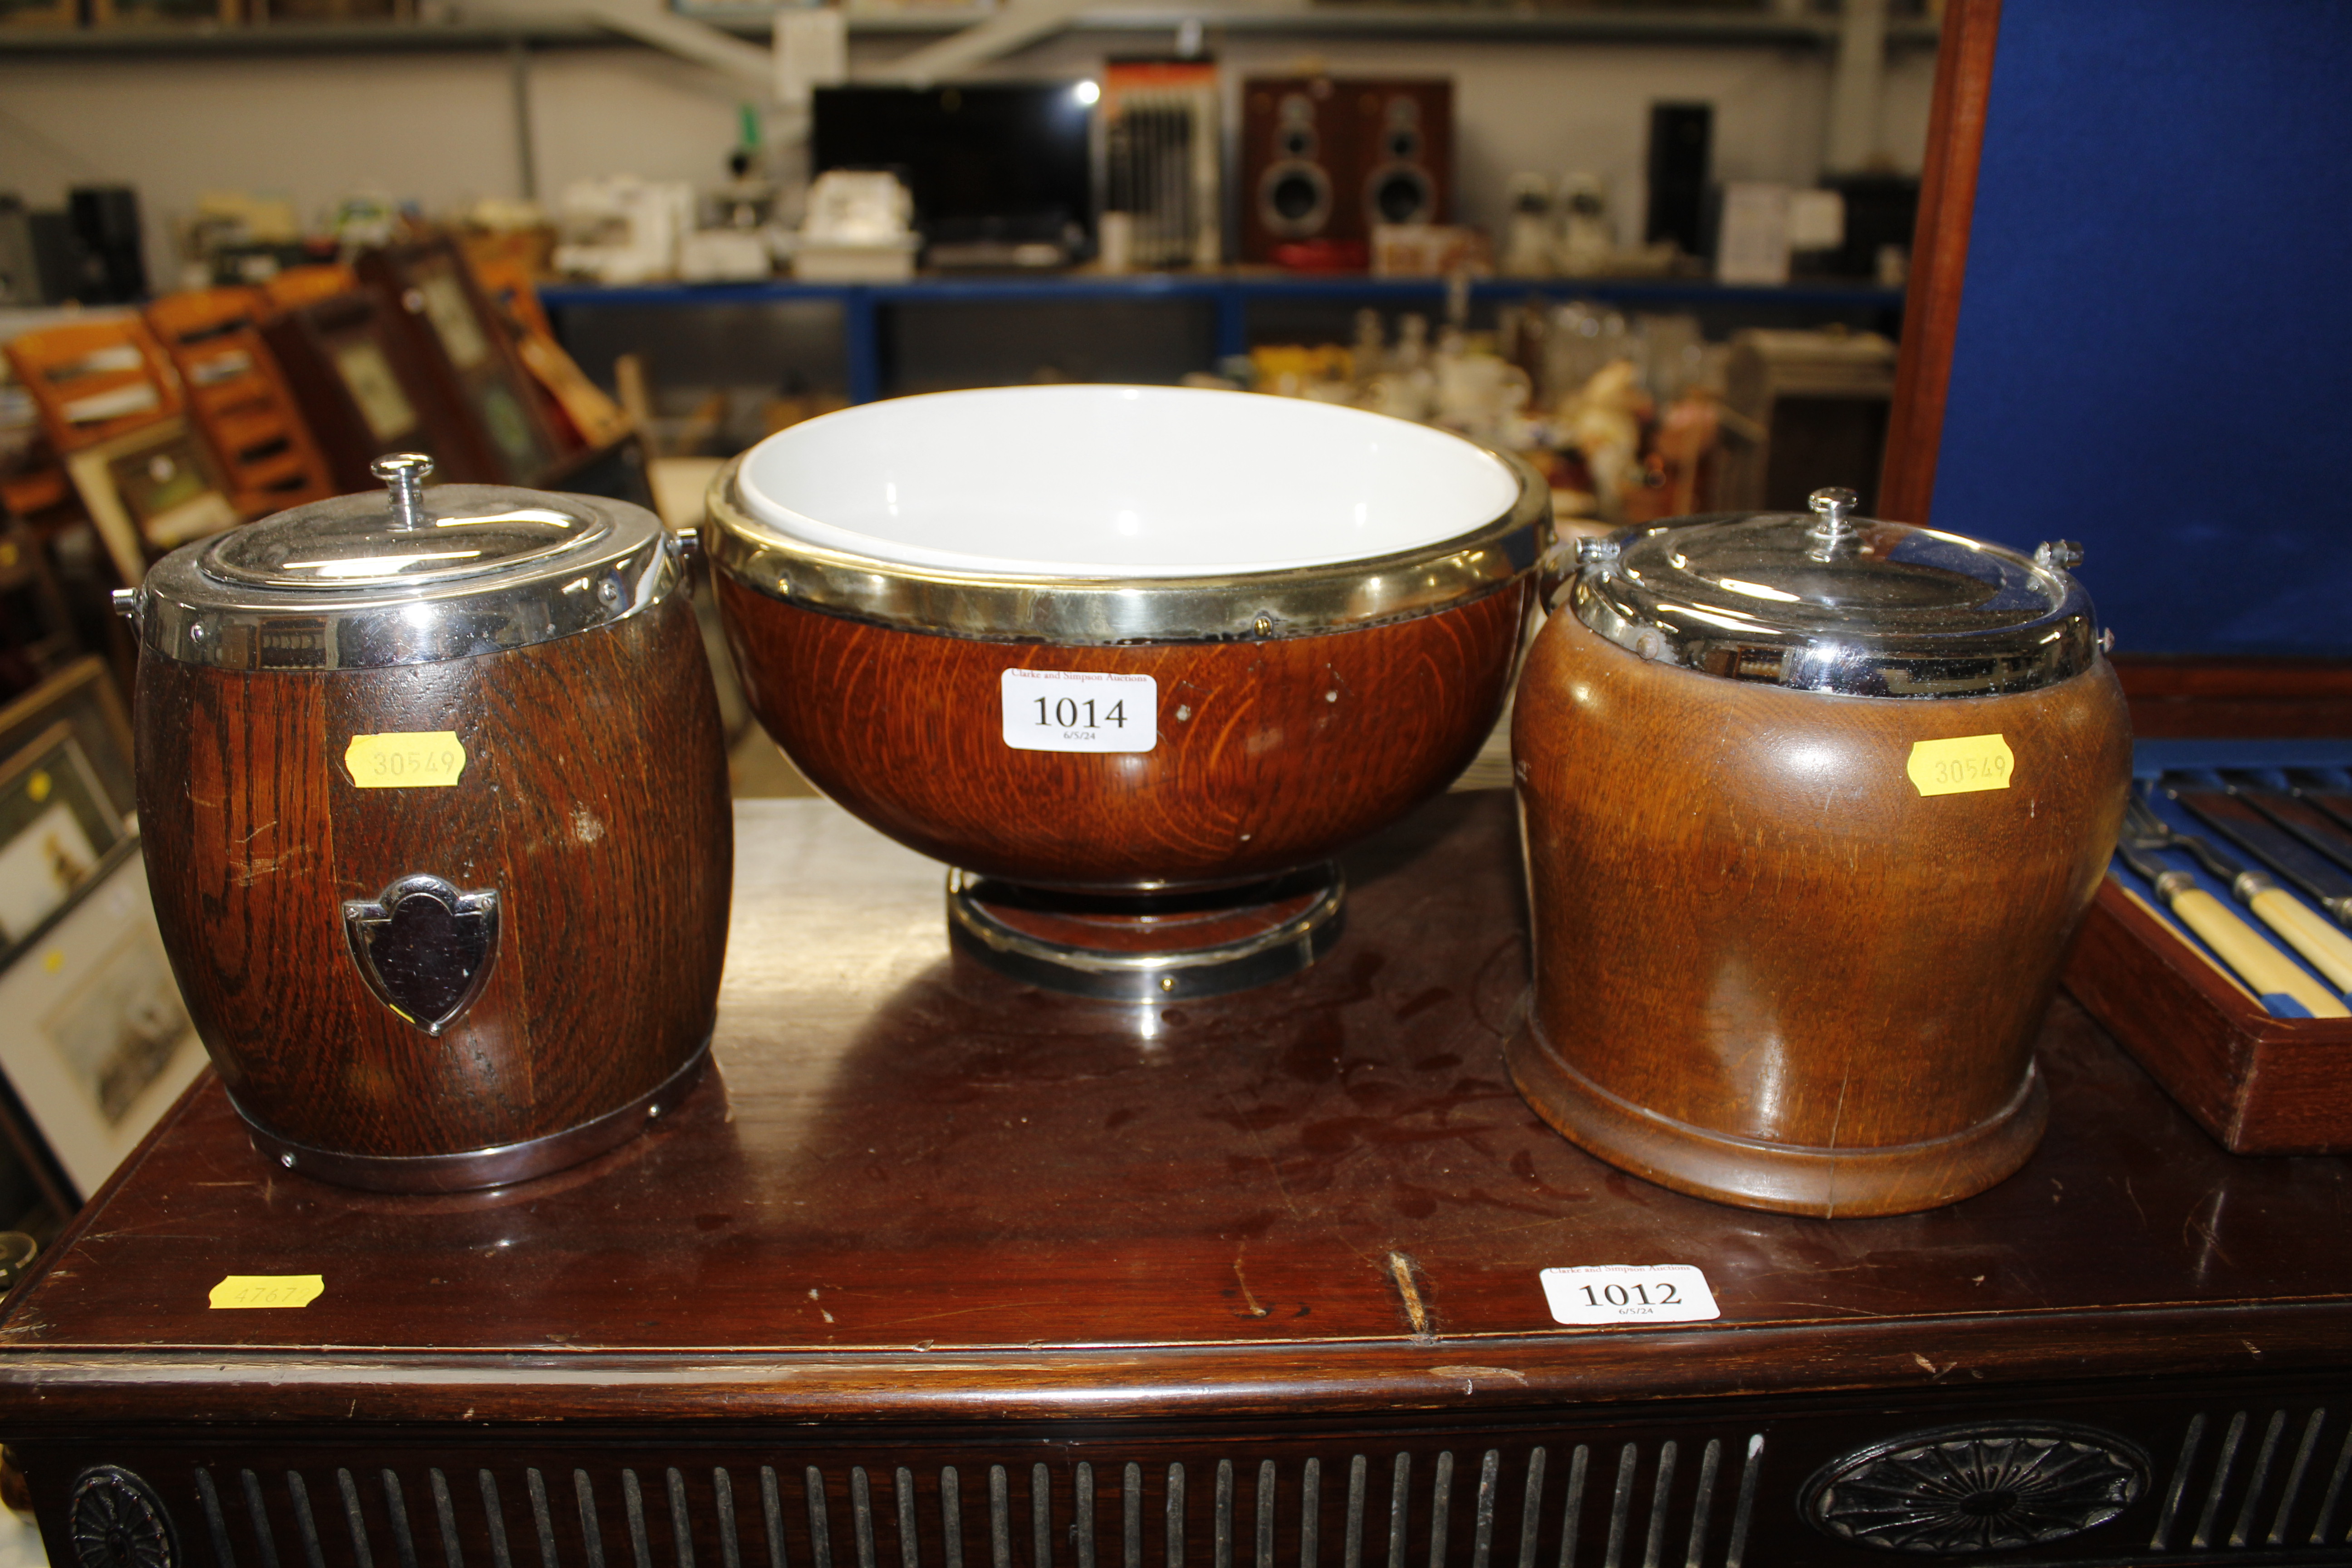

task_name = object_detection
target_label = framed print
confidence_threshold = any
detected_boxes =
[63,415,238,584]
[255,0,411,21]
[468,254,635,453]
[92,0,237,23]
[417,268,492,371]
[0,0,78,29]
[331,336,422,444]
[0,843,205,1200]
[0,720,126,963]
[358,239,561,484]
[0,657,135,830]
[262,288,480,490]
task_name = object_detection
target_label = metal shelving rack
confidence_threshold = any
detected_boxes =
[0,6,1940,56]
[1,4,1920,403]
[538,273,1903,405]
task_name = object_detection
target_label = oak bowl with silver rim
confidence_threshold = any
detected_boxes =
[704,384,1549,999]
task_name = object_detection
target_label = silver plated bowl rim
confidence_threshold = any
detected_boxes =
[703,448,1551,645]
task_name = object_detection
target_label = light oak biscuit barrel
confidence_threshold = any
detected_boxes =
[1508,491,2132,1217]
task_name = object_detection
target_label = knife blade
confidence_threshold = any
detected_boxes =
[2223,771,2352,877]
[2112,840,2350,1018]
[2285,769,2352,838]
[2169,779,2352,925]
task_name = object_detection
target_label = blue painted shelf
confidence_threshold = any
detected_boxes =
[539,273,1902,405]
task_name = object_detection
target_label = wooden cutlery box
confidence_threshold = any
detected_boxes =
[2061,669,2352,1154]
[2063,874,2352,1154]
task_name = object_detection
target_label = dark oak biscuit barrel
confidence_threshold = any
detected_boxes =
[1509,493,2132,1217]
[127,459,731,1192]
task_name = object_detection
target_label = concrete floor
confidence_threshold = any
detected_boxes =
[650,455,822,805]
[0,1508,41,1566]
[728,727,820,799]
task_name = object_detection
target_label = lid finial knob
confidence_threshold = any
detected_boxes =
[372,453,435,532]
[1806,486,1859,560]
[1808,486,1857,535]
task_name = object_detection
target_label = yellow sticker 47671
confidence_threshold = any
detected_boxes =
[209,1274,325,1309]
[1907,733,2015,797]
[344,731,466,789]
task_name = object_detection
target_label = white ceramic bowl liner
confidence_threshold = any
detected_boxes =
[733,384,1522,578]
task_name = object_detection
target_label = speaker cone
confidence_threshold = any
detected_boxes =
[1367,165,1435,226]
[1260,162,1333,236]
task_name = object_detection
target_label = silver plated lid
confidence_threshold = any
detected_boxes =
[125,455,689,671]
[1568,488,2106,699]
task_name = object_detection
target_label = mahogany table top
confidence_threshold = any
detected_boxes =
[2,791,2347,1430]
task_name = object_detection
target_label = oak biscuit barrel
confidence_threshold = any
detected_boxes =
[1509,490,2132,1218]
[123,456,731,1193]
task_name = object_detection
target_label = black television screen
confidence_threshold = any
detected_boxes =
[812,83,1096,257]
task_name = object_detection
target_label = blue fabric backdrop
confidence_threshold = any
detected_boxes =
[1928,1,2352,655]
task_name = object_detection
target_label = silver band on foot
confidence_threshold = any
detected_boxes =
[231,1039,712,1194]
[946,867,1346,1002]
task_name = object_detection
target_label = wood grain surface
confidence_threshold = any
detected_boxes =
[2066,877,2352,1156]
[715,577,1530,891]
[1876,0,2002,526]
[133,596,731,1167]
[2115,653,2352,739]
[4,793,2352,1568]
[2064,657,2352,1152]
[5,794,2348,1398]
[1509,611,2132,1216]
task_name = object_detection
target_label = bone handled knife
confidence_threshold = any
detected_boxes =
[2112,841,2350,1018]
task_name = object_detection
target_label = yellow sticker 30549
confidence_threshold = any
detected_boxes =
[1907,733,2015,797]
[345,732,466,789]
[209,1274,325,1309]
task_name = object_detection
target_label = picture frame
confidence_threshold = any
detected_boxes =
[0,0,78,28]
[261,287,479,490]
[0,720,127,966]
[0,657,136,829]
[252,0,410,22]
[0,842,206,1200]
[358,238,562,485]
[91,0,237,24]
[63,414,239,584]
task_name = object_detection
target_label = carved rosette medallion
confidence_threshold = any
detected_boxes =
[67,1465,178,1568]
[1804,1422,2147,1554]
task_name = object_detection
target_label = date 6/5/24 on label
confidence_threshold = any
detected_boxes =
[1000,669,1158,755]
